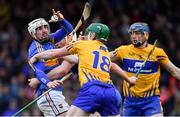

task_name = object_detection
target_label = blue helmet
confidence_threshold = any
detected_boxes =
[128,22,150,34]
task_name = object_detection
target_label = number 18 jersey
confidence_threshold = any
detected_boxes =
[67,40,111,86]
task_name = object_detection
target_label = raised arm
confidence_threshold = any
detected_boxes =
[49,9,73,43]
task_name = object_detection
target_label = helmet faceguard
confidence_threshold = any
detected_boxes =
[28,18,50,42]
[85,23,110,41]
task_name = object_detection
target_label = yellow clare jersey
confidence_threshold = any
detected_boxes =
[67,40,111,86]
[114,44,170,97]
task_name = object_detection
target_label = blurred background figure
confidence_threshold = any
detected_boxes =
[0,0,180,116]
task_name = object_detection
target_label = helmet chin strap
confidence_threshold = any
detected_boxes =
[133,39,147,47]
[133,32,148,47]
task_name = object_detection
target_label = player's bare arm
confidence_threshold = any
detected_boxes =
[47,60,74,79]
[110,62,137,85]
[29,60,74,88]
[161,61,180,80]
[62,54,78,64]
[29,46,70,66]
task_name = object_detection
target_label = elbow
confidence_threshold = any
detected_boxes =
[171,69,179,78]
[110,62,116,72]
[169,66,180,80]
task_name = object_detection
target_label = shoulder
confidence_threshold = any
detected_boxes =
[28,41,38,58]
[151,45,166,54]
[28,41,36,52]
[115,44,131,51]
[72,40,88,46]
[147,44,168,58]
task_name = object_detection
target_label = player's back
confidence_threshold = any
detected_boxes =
[69,40,122,116]
[68,40,111,86]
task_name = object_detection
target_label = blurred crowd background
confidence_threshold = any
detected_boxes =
[0,0,180,116]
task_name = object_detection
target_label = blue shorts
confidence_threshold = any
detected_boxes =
[72,81,122,116]
[123,95,163,116]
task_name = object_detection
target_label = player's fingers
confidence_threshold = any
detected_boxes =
[56,11,60,14]
[52,9,56,14]
[50,84,55,89]
[48,20,53,23]
[57,80,63,85]
[52,81,58,86]
[49,85,55,89]
[54,80,61,86]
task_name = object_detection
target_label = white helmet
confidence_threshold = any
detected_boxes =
[28,18,50,37]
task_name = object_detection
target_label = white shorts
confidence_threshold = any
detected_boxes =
[37,90,69,116]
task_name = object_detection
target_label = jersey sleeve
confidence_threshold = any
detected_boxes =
[49,19,73,44]
[28,44,50,85]
[33,62,51,85]
[113,46,124,61]
[66,41,82,54]
[156,48,170,65]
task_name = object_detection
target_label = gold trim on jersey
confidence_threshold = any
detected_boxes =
[66,44,73,51]
[123,77,160,98]
[35,41,44,62]
[81,68,112,85]
[35,41,59,66]
[51,37,55,44]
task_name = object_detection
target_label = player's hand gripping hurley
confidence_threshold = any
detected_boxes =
[12,72,73,117]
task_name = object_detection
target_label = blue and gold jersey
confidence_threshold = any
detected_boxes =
[28,19,73,96]
[114,44,170,97]
[67,40,111,86]
[28,39,62,96]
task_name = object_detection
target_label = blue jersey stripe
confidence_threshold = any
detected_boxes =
[122,58,158,74]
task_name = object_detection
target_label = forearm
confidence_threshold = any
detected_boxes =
[36,49,59,60]
[46,66,69,80]
[51,19,73,43]
[110,62,131,83]
[171,67,180,80]
[62,55,78,64]
[34,64,51,85]
[47,60,74,80]
[60,19,73,33]
[162,61,180,80]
